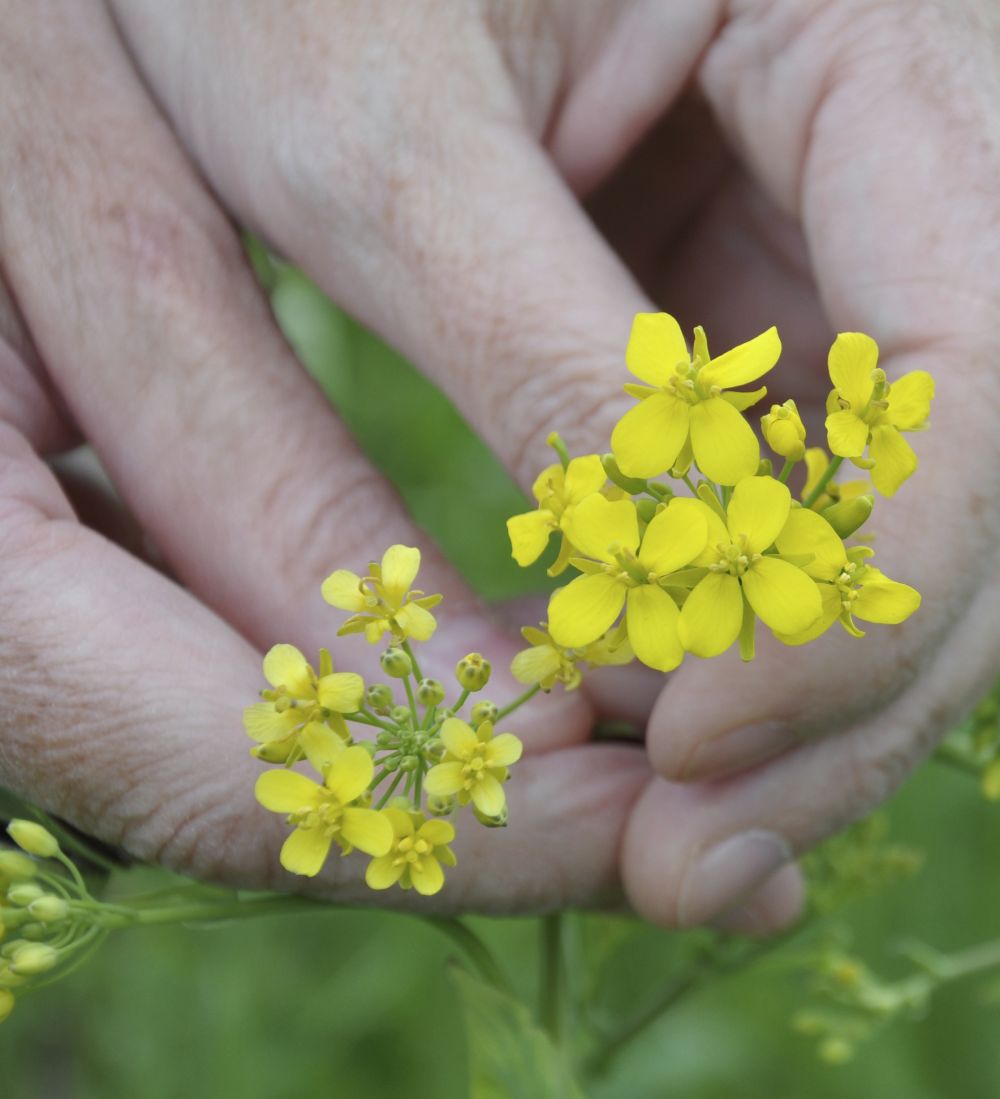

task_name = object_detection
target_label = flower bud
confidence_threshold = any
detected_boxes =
[7,821,60,860]
[250,741,296,764]
[390,705,413,727]
[600,453,648,495]
[366,683,394,713]
[11,942,59,976]
[456,653,491,692]
[761,400,806,462]
[0,851,37,881]
[0,988,13,1022]
[635,498,659,524]
[426,793,456,817]
[6,884,44,908]
[398,755,420,773]
[470,701,499,726]
[19,922,48,942]
[821,494,874,538]
[416,678,446,707]
[380,647,412,679]
[473,804,508,829]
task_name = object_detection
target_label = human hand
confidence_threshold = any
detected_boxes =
[1,0,995,930]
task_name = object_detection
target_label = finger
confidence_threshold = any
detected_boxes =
[0,3,590,745]
[623,584,1000,927]
[713,863,805,938]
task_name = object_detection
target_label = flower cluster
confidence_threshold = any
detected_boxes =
[246,545,524,896]
[507,314,930,674]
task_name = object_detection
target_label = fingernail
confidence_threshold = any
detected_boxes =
[677,830,792,927]
[681,722,796,780]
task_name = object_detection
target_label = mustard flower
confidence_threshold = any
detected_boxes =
[506,455,605,575]
[511,624,633,691]
[678,476,823,657]
[824,333,934,496]
[610,313,781,484]
[322,544,442,643]
[423,719,523,818]
[761,399,806,461]
[548,494,708,671]
[243,644,362,758]
[365,808,457,896]
[772,509,920,643]
[255,746,392,877]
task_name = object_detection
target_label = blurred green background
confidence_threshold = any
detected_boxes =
[3,266,998,1098]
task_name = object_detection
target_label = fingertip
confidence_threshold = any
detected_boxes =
[712,862,806,937]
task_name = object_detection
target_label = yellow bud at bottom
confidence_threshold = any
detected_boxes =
[11,942,59,976]
[7,821,61,859]
[0,988,14,1023]
[0,851,38,880]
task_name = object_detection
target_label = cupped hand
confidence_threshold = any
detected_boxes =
[0,0,995,931]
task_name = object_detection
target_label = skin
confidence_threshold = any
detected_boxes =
[0,0,997,934]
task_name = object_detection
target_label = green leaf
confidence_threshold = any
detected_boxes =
[449,965,586,1099]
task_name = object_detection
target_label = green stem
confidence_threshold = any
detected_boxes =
[98,895,322,930]
[422,917,512,994]
[777,458,795,484]
[375,770,406,809]
[681,473,698,497]
[449,688,471,717]
[540,913,564,1044]
[802,455,844,509]
[350,711,397,733]
[403,674,419,719]
[941,937,1000,981]
[495,684,542,721]
[401,640,424,681]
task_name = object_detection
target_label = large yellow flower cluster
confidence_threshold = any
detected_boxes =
[507,314,929,675]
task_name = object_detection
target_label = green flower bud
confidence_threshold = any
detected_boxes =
[19,922,48,942]
[470,700,499,726]
[635,498,659,524]
[11,942,59,976]
[375,730,396,749]
[6,884,44,908]
[756,458,773,477]
[426,794,456,817]
[0,988,13,1023]
[473,803,508,829]
[366,683,394,713]
[7,821,60,860]
[398,755,420,773]
[820,494,874,539]
[819,1036,854,1065]
[357,740,376,758]
[390,705,413,727]
[380,647,412,679]
[416,678,446,707]
[600,453,648,495]
[456,653,491,692]
[0,851,37,881]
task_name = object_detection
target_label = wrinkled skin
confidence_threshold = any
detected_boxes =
[1,0,998,934]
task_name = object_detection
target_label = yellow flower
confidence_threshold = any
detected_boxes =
[423,719,523,818]
[678,476,823,657]
[824,333,934,496]
[506,455,605,575]
[771,510,921,643]
[802,448,870,510]
[322,544,442,643]
[255,746,392,877]
[610,313,781,484]
[511,624,633,691]
[243,644,362,759]
[548,494,708,672]
[761,399,806,461]
[365,809,457,896]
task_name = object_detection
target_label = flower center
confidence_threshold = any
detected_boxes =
[288,792,344,838]
[663,358,717,404]
[835,562,861,612]
[460,744,491,788]
[707,536,761,577]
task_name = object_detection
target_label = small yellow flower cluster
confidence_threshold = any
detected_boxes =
[246,546,524,896]
[507,314,928,674]
[0,821,95,1025]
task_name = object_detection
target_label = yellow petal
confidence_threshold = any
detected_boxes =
[324,745,374,805]
[341,807,393,857]
[699,326,781,390]
[409,856,446,896]
[321,570,367,612]
[626,312,689,385]
[280,827,333,877]
[262,644,313,696]
[380,545,421,606]
[487,733,523,767]
[774,584,841,646]
[726,476,791,555]
[611,393,690,479]
[802,448,830,502]
[316,672,365,713]
[869,424,917,496]
[470,774,506,817]
[828,332,878,409]
[255,769,322,813]
[563,455,606,503]
[506,510,555,567]
[511,645,562,686]
[548,572,627,648]
[741,557,822,634]
[424,761,465,797]
[564,494,639,562]
[855,578,921,624]
[243,702,299,743]
[300,721,347,775]
[774,508,847,582]
[678,573,743,658]
[689,398,760,485]
[690,500,732,566]
[531,463,564,506]
[638,498,708,575]
[383,808,415,839]
[887,370,934,430]
[722,385,768,413]
[825,410,870,458]
[419,819,456,846]
[440,717,478,758]
[625,585,684,672]
[365,854,405,890]
[394,601,437,641]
